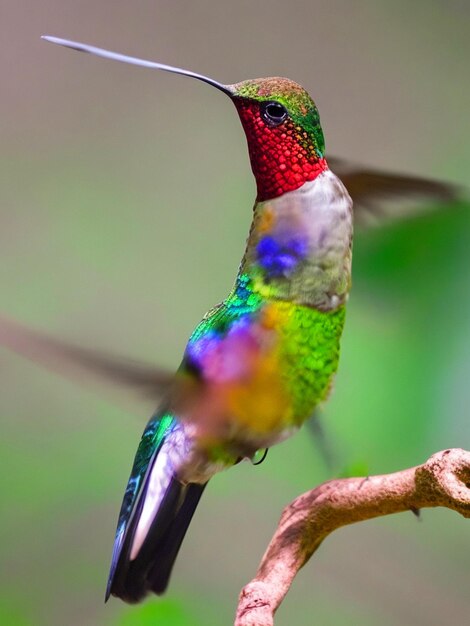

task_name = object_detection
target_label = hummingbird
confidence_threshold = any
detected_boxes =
[8,36,457,604]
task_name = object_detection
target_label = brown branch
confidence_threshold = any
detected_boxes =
[235,448,470,626]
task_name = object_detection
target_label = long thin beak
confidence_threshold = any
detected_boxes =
[41,36,234,97]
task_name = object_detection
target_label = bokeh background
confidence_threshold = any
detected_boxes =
[1,2,469,625]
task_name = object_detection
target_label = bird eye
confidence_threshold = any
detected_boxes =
[260,101,288,126]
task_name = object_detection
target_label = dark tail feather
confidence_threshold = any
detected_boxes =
[149,482,206,594]
[109,478,206,603]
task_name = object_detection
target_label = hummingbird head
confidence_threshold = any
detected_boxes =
[42,37,328,201]
[227,78,327,201]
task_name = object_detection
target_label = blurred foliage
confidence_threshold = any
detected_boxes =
[116,599,202,626]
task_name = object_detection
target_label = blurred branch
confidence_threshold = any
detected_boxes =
[234,448,470,626]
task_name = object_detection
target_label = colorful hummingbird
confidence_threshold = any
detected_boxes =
[5,36,458,604]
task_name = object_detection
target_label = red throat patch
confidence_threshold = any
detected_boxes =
[234,99,328,202]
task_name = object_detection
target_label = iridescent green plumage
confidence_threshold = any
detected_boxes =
[270,301,346,422]
[186,273,346,433]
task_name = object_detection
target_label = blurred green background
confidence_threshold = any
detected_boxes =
[1,2,469,625]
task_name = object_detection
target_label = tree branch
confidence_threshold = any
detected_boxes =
[235,448,470,626]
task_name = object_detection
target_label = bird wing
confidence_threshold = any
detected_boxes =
[328,156,462,227]
[0,314,174,401]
